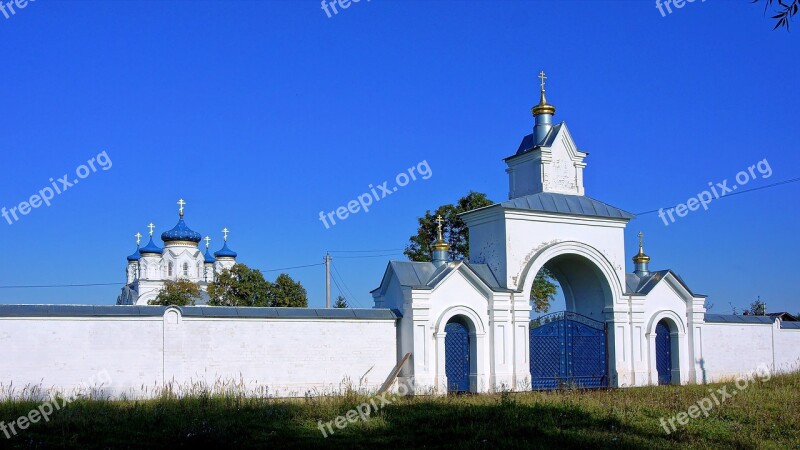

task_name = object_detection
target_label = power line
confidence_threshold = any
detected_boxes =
[261,262,325,273]
[636,176,800,216]
[331,262,364,308]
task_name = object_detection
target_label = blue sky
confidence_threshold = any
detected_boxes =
[0,0,797,315]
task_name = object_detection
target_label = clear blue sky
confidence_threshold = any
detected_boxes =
[1,0,797,315]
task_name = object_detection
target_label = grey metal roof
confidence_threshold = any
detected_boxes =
[625,270,704,297]
[499,192,634,220]
[372,260,512,293]
[704,314,776,324]
[781,322,800,329]
[0,304,400,320]
[512,124,563,156]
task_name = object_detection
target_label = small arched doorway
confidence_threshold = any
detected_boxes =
[445,316,471,393]
[656,319,672,385]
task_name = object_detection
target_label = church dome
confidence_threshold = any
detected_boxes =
[127,247,141,262]
[214,242,238,259]
[139,236,163,256]
[204,247,216,264]
[161,217,202,244]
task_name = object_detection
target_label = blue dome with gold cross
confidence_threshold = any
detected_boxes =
[160,198,202,244]
[139,236,163,256]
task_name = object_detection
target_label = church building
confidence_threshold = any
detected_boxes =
[116,200,239,305]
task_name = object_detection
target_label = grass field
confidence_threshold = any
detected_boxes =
[1,372,799,449]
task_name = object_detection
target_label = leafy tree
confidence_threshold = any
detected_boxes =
[747,297,767,316]
[207,264,270,307]
[405,191,558,312]
[404,191,493,262]
[267,273,308,307]
[753,0,798,30]
[149,279,201,306]
[531,268,558,313]
[334,295,348,308]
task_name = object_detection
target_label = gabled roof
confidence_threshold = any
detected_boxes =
[499,192,634,220]
[625,270,705,297]
[371,260,512,294]
[513,123,564,155]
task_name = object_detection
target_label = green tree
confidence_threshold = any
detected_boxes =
[334,295,348,308]
[747,297,767,316]
[404,191,493,262]
[149,279,201,306]
[531,267,558,313]
[207,264,270,307]
[405,191,558,312]
[753,0,797,30]
[267,273,308,307]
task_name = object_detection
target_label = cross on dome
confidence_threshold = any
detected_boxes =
[204,236,211,249]
[222,228,229,242]
[177,198,186,217]
[148,223,155,236]
[538,70,547,93]
[135,232,142,246]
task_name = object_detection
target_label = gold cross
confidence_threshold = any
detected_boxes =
[135,232,142,246]
[222,227,229,242]
[177,198,186,216]
[435,215,444,231]
[148,223,155,236]
[538,70,547,93]
[204,235,211,249]
[638,231,644,248]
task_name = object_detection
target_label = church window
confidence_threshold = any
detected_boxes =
[183,262,189,277]
[168,262,173,277]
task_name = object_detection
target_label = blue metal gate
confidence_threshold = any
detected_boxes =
[529,311,608,390]
[445,321,470,392]
[656,320,672,385]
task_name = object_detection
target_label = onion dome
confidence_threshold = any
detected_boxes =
[127,248,141,262]
[431,215,449,268]
[214,242,237,259]
[139,236,163,256]
[632,231,651,277]
[531,70,556,146]
[204,248,216,264]
[161,217,203,244]
[202,236,215,264]
[127,232,142,262]
[214,227,237,259]
[161,198,202,245]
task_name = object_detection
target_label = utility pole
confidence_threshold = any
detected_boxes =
[324,253,332,308]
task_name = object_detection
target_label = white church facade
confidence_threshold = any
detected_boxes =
[1,76,799,398]
[116,200,239,306]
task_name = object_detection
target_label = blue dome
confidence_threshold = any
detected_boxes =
[127,247,141,262]
[204,248,216,264]
[214,242,238,259]
[161,217,202,243]
[139,236,163,255]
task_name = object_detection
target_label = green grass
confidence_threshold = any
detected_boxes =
[1,372,799,449]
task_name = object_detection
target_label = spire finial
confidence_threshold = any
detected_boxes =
[638,231,644,251]
[539,70,547,94]
[222,227,229,242]
[148,223,155,236]
[204,235,211,249]
[435,215,445,242]
[177,198,186,217]
[532,69,556,117]
[632,231,651,275]
[135,232,142,246]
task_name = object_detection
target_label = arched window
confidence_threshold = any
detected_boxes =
[183,262,189,277]
[168,262,173,277]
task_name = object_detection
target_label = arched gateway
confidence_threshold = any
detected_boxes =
[372,73,708,394]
